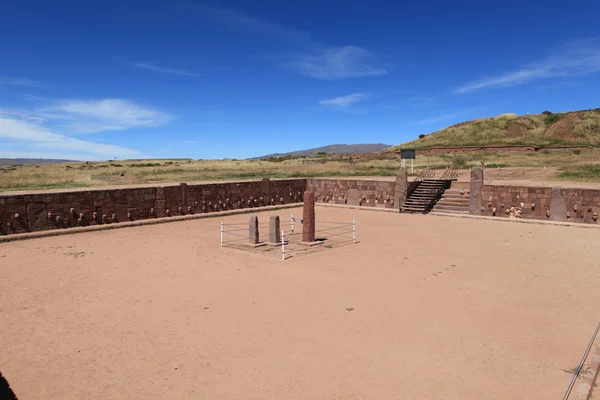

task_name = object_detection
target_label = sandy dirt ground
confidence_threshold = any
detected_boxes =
[1,207,599,399]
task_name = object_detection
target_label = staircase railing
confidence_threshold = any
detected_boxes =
[439,168,458,181]
[414,168,435,182]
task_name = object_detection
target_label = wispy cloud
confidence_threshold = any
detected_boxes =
[38,99,173,134]
[320,93,370,108]
[415,106,489,125]
[0,77,40,87]
[130,62,199,76]
[182,3,317,47]
[292,46,387,80]
[0,109,44,122]
[456,38,600,93]
[0,114,140,160]
[185,3,386,80]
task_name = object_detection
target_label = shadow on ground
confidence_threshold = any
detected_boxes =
[0,371,19,400]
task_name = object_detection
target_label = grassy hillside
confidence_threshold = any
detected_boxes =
[389,109,600,151]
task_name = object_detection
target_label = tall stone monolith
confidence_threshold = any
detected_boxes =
[469,167,484,215]
[268,215,281,244]
[248,215,259,244]
[550,187,567,221]
[393,168,408,211]
[302,192,315,242]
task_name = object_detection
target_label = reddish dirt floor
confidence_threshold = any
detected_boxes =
[1,207,599,399]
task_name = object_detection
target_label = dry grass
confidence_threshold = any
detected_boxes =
[2,147,600,193]
[0,158,405,192]
[389,109,600,150]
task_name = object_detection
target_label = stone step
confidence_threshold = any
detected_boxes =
[443,192,470,197]
[440,198,469,203]
[442,198,469,202]
[405,203,436,208]
[441,192,469,196]
[406,196,437,200]
[404,200,435,205]
[441,193,470,198]
[430,209,471,215]
[401,205,429,211]
[436,200,470,206]
[412,190,443,195]
[433,205,470,212]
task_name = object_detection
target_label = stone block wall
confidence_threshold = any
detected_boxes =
[0,179,306,236]
[185,179,306,212]
[564,188,600,223]
[3,172,600,237]
[480,186,553,220]
[477,184,600,224]
[306,179,396,209]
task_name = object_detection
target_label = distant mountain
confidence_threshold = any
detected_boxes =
[253,144,393,159]
[0,158,75,166]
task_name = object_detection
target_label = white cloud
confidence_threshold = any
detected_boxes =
[185,5,385,80]
[38,99,173,134]
[0,115,140,160]
[456,38,600,93]
[320,93,370,108]
[131,62,198,76]
[292,46,387,80]
[183,3,317,47]
[0,77,40,86]
[0,110,45,122]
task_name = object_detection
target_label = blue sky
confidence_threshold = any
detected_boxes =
[2,0,600,160]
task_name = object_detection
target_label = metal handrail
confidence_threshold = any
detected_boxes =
[439,168,458,181]
[414,168,435,182]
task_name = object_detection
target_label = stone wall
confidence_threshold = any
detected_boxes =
[477,184,600,224]
[0,179,306,236]
[417,145,537,155]
[3,172,599,237]
[306,179,397,209]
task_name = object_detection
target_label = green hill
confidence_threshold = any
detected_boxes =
[389,109,600,151]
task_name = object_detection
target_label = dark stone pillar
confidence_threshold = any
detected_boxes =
[27,202,48,231]
[268,215,281,244]
[550,187,567,221]
[261,178,271,196]
[393,168,408,211]
[181,183,188,206]
[249,215,259,244]
[302,192,315,242]
[347,188,361,206]
[470,167,484,215]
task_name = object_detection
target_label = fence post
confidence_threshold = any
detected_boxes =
[220,222,224,247]
[352,219,356,243]
[291,214,295,233]
[281,230,285,261]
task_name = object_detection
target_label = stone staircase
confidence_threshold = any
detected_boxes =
[430,187,470,215]
[401,180,449,213]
